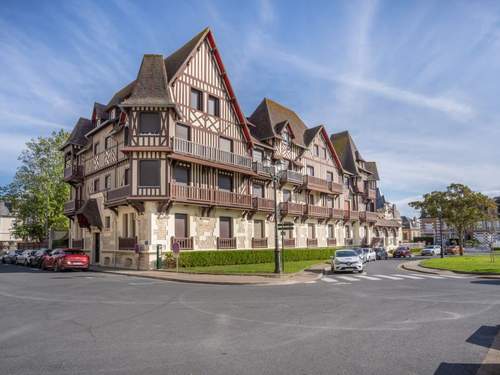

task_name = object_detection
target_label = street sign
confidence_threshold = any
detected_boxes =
[172,242,181,257]
[278,223,294,230]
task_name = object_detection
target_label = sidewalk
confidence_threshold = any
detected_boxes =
[401,260,500,279]
[90,263,326,286]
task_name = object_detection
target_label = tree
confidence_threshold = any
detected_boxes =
[410,184,496,256]
[1,130,70,242]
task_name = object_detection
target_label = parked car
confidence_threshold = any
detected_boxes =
[331,249,364,273]
[353,248,367,263]
[374,247,388,260]
[41,248,89,271]
[29,249,51,268]
[393,246,412,258]
[421,245,441,256]
[16,250,39,266]
[446,245,460,255]
[2,250,23,264]
[366,248,376,262]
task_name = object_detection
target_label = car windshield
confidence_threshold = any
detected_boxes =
[354,249,362,254]
[63,250,85,255]
[336,250,357,257]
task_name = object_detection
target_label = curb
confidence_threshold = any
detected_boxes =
[400,261,500,279]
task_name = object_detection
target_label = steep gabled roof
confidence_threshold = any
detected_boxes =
[330,130,360,175]
[106,80,136,110]
[93,102,108,121]
[121,54,176,108]
[61,117,92,150]
[303,126,323,147]
[365,161,380,181]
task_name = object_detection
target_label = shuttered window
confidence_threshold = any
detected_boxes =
[139,112,161,134]
[139,160,160,187]
[219,217,232,238]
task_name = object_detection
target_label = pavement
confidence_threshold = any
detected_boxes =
[0,259,499,375]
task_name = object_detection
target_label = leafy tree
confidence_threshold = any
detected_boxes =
[410,184,496,256]
[1,130,70,242]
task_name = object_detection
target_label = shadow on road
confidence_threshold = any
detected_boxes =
[434,363,499,375]
[470,279,500,286]
[466,325,499,349]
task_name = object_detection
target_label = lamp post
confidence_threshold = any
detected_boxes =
[264,156,282,274]
[438,210,444,259]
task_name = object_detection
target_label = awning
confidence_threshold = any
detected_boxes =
[76,199,103,230]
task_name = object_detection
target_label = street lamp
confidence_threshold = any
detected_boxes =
[438,209,444,259]
[264,156,282,274]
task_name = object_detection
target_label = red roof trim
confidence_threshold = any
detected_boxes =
[321,127,343,172]
[206,31,253,149]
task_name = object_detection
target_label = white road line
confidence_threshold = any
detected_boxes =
[392,274,424,280]
[440,274,470,279]
[355,275,381,281]
[373,274,403,280]
[321,277,339,283]
[337,276,360,282]
[409,273,445,279]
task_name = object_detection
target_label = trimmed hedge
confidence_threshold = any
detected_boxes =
[172,248,340,268]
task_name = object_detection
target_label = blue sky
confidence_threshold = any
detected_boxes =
[1,0,500,216]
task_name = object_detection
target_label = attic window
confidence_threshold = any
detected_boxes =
[207,95,220,117]
[139,112,161,134]
[314,145,319,157]
[191,88,203,111]
[283,130,290,145]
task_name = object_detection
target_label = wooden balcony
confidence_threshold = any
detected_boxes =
[353,180,365,193]
[283,238,295,248]
[344,210,360,221]
[171,137,252,170]
[307,238,318,247]
[252,197,274,212]
[364,188,377,200]
[72,239,84,249]
[169,183,252,209]
[376,219,401,227]
[303,175,329,193]
[360,211,378,223]
[171,237,193,250]
[304,205,330,218]
[217,237,236,249]
[63,165,84,183]
[63,199,82,216]
[329,181,344,195]
[106,185,130,205]
[252,238,268,248]
[327,238,337,247]
[329,208,344,220]
[279,202,304,217]
[253,162,271,177]
[118,237,137,250]
[279,170,304,185]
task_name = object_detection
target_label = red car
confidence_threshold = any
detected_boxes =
[41,248,89,271]
[393,246,412,258]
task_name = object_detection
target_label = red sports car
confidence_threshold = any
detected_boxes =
[41,248,89,271]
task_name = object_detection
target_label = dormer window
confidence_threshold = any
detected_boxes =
[314,145,319,157]
[139,112,161,135]
[191,88,203,111]
[282,129,290,145]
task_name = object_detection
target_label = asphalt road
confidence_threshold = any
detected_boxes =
[0,258,498,375]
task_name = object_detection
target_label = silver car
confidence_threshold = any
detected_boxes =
[331,249,364,273]
[16,250,33,265]
[421,245,441,256]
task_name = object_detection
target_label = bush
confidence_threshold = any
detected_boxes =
[410,248,423,254]
[171,248,340,268]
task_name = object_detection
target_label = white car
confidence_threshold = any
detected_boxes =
[421,245,441,256]
[331,249,364,273]
[366,248,376,262]
[16,250,34,265]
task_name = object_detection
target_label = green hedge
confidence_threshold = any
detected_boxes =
[171,248,340,268]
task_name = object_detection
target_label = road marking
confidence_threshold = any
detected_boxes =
[321,277,339,283]
[355,275,381,281]
[409,273,445,279]
[337,276,360,282]
[392,274,424,279]
[373,274,403,280]
[439,274,470,279]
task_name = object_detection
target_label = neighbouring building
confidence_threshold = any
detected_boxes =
[401,216,421,242]
[0,201,19,250]
[61,28,402,269]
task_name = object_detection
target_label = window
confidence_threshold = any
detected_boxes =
[105,216,111,230]
[322,147,327,159]
[129,213,136,237]
[93,142,99,155]
[328,224,334,238]
[124,168,129,186]
[219,137,233,153]
[93,178,100,192]
[283,130,290,145]
[308,223,316,239]
[124,127,129,146]
[253,149,263,163]
[191,88,203,111]
[174,164,190,185]
[218,173,232,191]
[123,213,128,237]
[345,226,351,239]
[104,175,111,190]
[139,112,161,134]
[175,214,188,238]
[326,172,333,182]
[139,160,160,187]
[309,194,314,205]
[283,189,291,202]
[254,220,264,239]
[207,95,220,117]
[219,217,232,238]
[105,136,113,150]
[252,183,264,198]
[284,222,293,239]
[307,166,314,176]
[326,196,334,208]
[314,144,319,157]
[175,124,190,140]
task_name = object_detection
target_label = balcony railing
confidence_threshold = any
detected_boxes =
[360,211,378,223]
[169,183,252,209]
[252,197,274,212]
[305,205,330,218]
[303,175,328,192]
[171,137,252,170]
[118,237,137,250]
[171,237,193,250]
[252,238,268,248]
[327,238,337,246]
[106,185,130,204]
[364,188,377,200]
[354,180,365,193]
[330,208,344,220]
[63,165,84,182]
[72,239,84,249]
[217,237,236,249]
[279,170,304,185]
[63,200,82,215]
[283,238,295,248]
[253,161,271,176]
[376,219,401,227]
[279,202,305,216]
[329,181,344,195]
[307,238,318,247]
[344,210,360,221]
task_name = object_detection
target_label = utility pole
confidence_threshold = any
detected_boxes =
[439,211,444,259]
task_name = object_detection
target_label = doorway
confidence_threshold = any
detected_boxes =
[94,232,100,264]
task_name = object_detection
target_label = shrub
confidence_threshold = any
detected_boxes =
[410,248,423,254]
[170,248,340,268]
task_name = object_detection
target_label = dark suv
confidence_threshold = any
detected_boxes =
[374,247,388,260]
